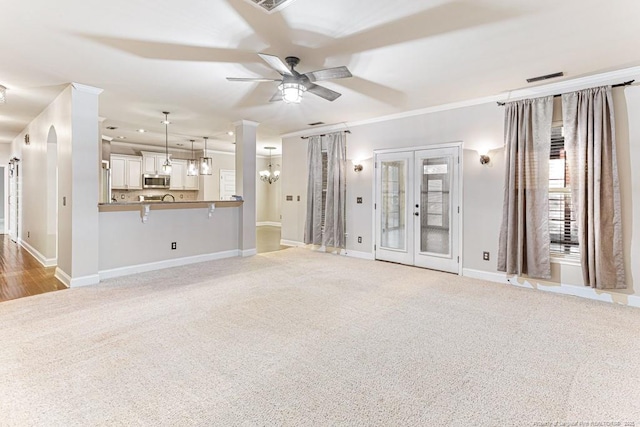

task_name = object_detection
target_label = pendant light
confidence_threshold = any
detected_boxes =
[259,147,280,184]
[199,136,213,175]
[187,139,198,176]
[161,111,172,174]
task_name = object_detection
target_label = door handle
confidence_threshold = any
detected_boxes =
[414,212,419,216]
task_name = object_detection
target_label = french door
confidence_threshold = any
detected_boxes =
[375,146,460,274]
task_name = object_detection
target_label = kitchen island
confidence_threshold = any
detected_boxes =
[98,200,247,279]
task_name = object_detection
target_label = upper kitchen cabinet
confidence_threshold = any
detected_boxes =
[142,151,171,175]
[169,159,199,190]
[111,154,142,190]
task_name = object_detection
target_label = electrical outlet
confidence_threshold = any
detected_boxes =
[63,196,67,206]
[297,195,301,201]
[27,231,30,238]
[357,236,362,243]
[356,197,363,204]
[171,242,177,250]
[483,251,490,261]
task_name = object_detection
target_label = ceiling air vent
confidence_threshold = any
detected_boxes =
[244,0,298,13]
[526,72,564,83]
[308,121,325,126]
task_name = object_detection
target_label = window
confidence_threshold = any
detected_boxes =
[549,125,579,259]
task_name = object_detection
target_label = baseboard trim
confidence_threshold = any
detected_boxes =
[257,222,281,227]
[280,239,306,247]
[99,249,241,280]
[463,268,640,308]
[462,268,508,284]
[19,239,57,267]
[54,268,99,288]
[241,248,257,257]
[343,250,375,261]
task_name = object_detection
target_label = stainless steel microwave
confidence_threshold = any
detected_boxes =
[143,174,171,189]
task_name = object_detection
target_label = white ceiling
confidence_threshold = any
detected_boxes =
[1,0,640,155]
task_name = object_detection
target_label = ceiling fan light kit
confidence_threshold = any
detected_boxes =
[227,53,352,104]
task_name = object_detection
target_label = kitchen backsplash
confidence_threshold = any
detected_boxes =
[111,189,198,202]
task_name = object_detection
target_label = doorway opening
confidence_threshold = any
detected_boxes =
[46,126,59,262]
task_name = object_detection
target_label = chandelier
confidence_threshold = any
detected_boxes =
[259,147,280,184]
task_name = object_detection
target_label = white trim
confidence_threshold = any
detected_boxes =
[280,239,305,247]
[101,135,113,142]
[71,82,104,95]
[463,268,509,284]
[257,221,281,227]
[343,250,375,261]
[241,248,257,257]
[53,268,98,287]
[233,120,260,128]
[54,268,71,287]
[19,239,57,267]
[373,141,463,155]
[99,249,240,280]
[462,268,640,308]
[281,66,640,139]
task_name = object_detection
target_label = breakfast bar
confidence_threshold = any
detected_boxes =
[98,200,245,279]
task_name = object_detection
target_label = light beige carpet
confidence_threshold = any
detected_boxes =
[1,248,639,426]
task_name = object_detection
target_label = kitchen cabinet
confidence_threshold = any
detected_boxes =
[170,160,185,190]
[169,159,199,190]
[141,151,172,175]
[111,154,142,190]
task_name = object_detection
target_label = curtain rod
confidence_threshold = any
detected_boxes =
[300,130,351,139]
[496,80,634,106]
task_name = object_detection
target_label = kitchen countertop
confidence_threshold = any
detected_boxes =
[98,200,243,212]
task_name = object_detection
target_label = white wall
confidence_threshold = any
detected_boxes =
[281,86,640,301]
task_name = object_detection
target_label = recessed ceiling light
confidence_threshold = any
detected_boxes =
[137,129,146,133]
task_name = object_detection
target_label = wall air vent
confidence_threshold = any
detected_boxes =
[526,72,564,83]
[244,0,298,13]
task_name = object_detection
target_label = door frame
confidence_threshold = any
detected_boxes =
[372,141,464,275]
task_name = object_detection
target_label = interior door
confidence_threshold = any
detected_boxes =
[375,146,460,274]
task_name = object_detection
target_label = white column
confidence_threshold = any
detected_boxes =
[69,83,102,285]
[234,120,259,256]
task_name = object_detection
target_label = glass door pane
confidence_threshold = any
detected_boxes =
[381,160,406,250]
[420,156,452,255]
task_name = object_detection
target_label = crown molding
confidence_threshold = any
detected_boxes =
[71,82,103,95]
[281,66,640,139]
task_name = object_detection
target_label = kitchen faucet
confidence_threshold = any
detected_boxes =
[162,193,175,202]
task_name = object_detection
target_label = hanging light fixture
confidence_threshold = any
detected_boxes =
[278,82,305,104]
[0,85,6,104]
[259,147,280,184]
[161,111,172,174]
[199,136,213,175]
[187,139,199,176]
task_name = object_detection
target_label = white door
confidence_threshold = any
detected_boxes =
[375,146,460,274]
[9,162,19,243]
[219,169,235,200]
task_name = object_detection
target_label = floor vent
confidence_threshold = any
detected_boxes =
[245,0,298,13]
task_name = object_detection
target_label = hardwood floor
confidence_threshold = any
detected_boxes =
[256,226,288,254]
[0,234,66,302]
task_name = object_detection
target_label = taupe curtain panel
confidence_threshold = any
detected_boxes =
[562,86,626,289]
[303,132,347,248]
[498,96,554,279]
[323,132,347,248]
[304,135,323,245]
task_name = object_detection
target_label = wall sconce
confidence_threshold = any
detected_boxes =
[478,148,490,165]
[352,160,363,172]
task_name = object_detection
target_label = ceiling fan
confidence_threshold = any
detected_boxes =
[226,53,352,103]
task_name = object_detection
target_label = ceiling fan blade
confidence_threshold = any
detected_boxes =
[258,53,293,76]
[269,90,283,102]
[226,77,281,82]
[304,66,352,83]
[306,84,342,102]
